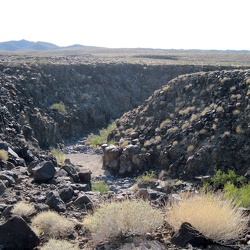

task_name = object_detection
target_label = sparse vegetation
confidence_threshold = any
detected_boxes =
[40,239,80,250]
[86,122,116,147]
[135,170,156,183]
[31,211,74,238]
[92,180,109,194]
[50,101,67,114]
[83,199,164,243]
[210,169,245,189]
[0,149,8,161]
[224,182,250,208]
[167,192,248,243]
[201,170,250,208]
[50,148,66,163]
[11,201,36,217]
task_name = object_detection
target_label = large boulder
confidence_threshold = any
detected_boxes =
[33,161,56,183]
[102,144,122,175]
[0,216,40,249]
[171,222,208,248]
[102,144,144,176]
[45,191,66,212]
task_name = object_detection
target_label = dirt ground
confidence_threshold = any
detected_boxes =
[66,153,110,177]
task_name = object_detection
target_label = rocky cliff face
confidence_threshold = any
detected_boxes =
[104,69,250,179]
[0,56,225,149]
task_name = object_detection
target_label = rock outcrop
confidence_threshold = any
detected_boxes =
[0,54,229,149]
[104,69,250,179]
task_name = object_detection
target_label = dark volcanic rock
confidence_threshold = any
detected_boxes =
[45,190,66,212]
[171,222,208,247]
[0,180,7,195]
[78,170,92,183]
[0,58,228,149]
[73,194,93,209]
[106,70,250,179]
[59,186,74,202]
[0,216,40,250]
[33,161,56,183]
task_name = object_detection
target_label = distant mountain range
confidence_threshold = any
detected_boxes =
[0,39,86,51]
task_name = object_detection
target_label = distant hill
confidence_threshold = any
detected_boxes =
[0,39,86,51]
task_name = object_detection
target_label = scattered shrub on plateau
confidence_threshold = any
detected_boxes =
[50,101,67,114]
[83,199,163,243]
[0,149,8,161]
[167,192,247,243]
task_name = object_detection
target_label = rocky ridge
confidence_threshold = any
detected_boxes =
[104,69,250,179]
[0,54,227,150]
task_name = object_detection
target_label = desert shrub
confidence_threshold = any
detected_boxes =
[31,211,74,238]
[40,239,80,250]
[224,182,250,208]
[92,180,109,194]
[211,169,245,188]
[50,101,67,114]
[83,199,163,242]
[135,170,156,183]
[0,149,8,161]
[167,192,247,243]
[11,201,36,217]
[50,148,66,163]
[159,119,171,129]
[86,122,116,147]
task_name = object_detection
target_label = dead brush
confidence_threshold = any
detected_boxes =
[166,192,248,244]
[83,198,164,244]
[31,210,74,238]
[0,149,8,161]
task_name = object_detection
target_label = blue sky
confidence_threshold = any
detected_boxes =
[1,0,250,50]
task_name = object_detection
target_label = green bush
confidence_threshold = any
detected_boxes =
[202,169,245,191]
[201,169,250,208]
[92,180,109,194]
[224,182,250,208]
[135,170,156,183]
[86,122,116,147]
[211,169,245,188]
[50,148,66,163]
[50,101,67,114]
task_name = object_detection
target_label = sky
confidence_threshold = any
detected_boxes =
[1,0,250,50]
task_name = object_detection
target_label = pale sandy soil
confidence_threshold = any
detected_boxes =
[66,153,111,177]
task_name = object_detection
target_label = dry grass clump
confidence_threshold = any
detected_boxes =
[83,199,164,243]
[31,211,74,238]
[40,239,80,250]
[50,148,66,163]
[0,149,8,161]
[167,192,248,243]
[11,201,36,217]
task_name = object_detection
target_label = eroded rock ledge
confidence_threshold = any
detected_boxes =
[104,69,250,179]
[0,57,228,149]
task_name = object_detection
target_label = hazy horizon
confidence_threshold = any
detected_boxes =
[1,0,250,51]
